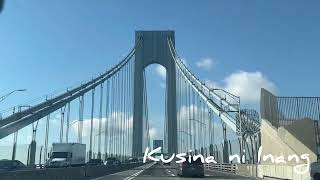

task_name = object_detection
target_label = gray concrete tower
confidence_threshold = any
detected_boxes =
[132,31,177,157]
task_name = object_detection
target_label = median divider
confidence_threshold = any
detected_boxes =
[0,162,144,180]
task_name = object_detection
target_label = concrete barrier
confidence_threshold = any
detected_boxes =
[236,164,258,177]
[258,164,310,180]
[206,163,311,180]
[235,164,311,180]
[0,163,144,180]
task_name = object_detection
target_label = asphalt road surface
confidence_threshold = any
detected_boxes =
[93,162,257,180]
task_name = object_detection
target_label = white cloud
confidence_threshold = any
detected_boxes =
[178,104,199,120]
[149,127,159,140]
[204,79,220,89]
[154,65,167,88]
[206,71,276,106]
[160,82,166,89]
[196,58,214,71]
[224,71,276,105]
[155,65,166,80]
[71,112,133,137]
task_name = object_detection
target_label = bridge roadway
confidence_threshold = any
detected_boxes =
[93,162,256,180]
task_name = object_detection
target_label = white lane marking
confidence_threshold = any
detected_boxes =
[163,165,175,177]
[166,169,175,176]
[123,162,155,180]
[92,167,140,180]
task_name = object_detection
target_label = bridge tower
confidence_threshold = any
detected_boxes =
[132,31,177,157]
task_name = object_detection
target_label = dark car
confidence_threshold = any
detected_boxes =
[126,158,138,164]
[163,155,171,166]
[105,157,121,166]
[0,159,26,171]
[86,159,104,166]
[163,161,171,166]
[177,159,204,177]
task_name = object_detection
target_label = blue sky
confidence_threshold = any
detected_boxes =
[0,0,320,161]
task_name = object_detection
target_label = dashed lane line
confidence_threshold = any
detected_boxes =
[162,164,175,177]
[166,169,175,177]
[123,162,156,180]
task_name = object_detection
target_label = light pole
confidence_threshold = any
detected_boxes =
[178,130,192,153]
[178,130,192,136]
[0,89,27,120]
[188,118,206,126]
[0,89,26,120]
[188,118,207,154]
[94,130,106,160]
[0,89,27,103]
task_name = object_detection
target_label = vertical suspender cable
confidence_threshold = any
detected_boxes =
[192,89,196,152]
[129,60,132,156]
[176,66,179,153]
[78,95,84,144]
[114,74,117,157]
[124,64,128,157]
[197,94,200,151]
[44,114,50,163]
[89,88,95,160]
[184,78,188,151]
[119,70,123,159]
[121,67,125,158]
[98,83,103,158]
[105,80,110,158]
[66,102,70,143]
[114,74,117,156]
[116,72,119,157]
[110,76,114,156]
[59,106,66,143]
[187,85,192,152]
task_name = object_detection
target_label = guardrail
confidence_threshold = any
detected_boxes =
[204,163,237,173]
[0,162,144,180]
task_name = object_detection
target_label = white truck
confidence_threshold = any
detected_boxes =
[46,143,86,168]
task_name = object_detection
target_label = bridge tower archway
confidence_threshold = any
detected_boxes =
[132,31,177,157]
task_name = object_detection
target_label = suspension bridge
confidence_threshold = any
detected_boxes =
[0,31,317,180]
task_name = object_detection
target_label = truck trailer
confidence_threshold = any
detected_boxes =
[46,143,86,168]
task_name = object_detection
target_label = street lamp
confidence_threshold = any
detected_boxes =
[188,118,207,154]
[0,89,27,103]
[0,89,27,120]
[188,118,206,126]
[178,130,192,136]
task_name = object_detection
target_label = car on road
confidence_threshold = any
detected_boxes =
[162,155,171,166]
[0,159,27,171]
[105,157,121,166]
[126,158,138,164]
[163,161,171,166]
[86,159,104,166]
[177,159,204,177]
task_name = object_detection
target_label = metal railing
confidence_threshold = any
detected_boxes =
[261,88,320,127]
[205,163,237,173]
[261,88,320,159]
